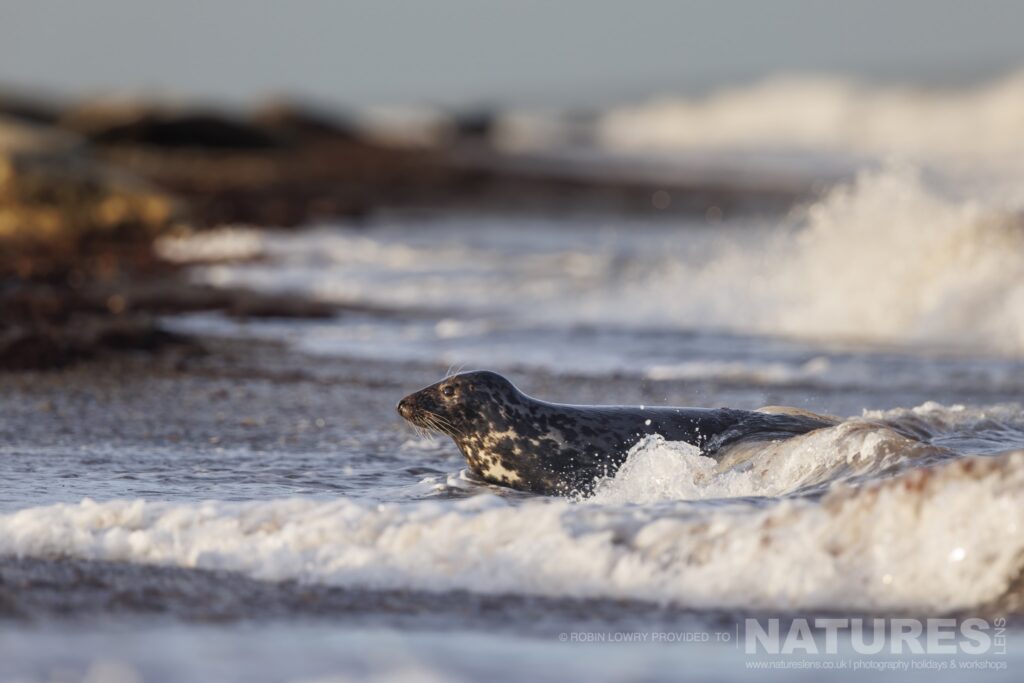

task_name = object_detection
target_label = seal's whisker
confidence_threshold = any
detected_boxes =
[405,422,428,440]
[444,363,467,379]
[419,411,465,439]
[435,417,462,438]
[421,413,444,434]
[426,412,465,438]
[437,417,466,439]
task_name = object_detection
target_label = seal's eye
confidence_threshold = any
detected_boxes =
[442,385,456,398]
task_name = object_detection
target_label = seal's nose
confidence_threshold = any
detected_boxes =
[397,398,413,418]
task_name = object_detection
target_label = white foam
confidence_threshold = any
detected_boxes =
[162,162,1024,357]
[865,401,1024,431]
[1,448,1021,612]
[155,226,265,263]
[652,165,1024,353]
[762,167,1024,349]
[598,72,1024,162]
[590,420,941,505]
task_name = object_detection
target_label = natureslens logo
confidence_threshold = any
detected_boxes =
[743,617,1007,656]
[557,617,1011,672]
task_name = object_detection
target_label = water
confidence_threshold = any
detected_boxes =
[4,74,1024,681]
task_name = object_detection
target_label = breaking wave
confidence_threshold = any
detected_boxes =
[588,423,941,504]
[678,165,1024,352]
[2,404,1023,614]
[598,71,1024,162]
[162,164,1024,358]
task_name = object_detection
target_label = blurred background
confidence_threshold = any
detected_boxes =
[3,0,1024,376]
[4,4,1024,681]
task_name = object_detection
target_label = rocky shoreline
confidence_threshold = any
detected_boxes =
[1,89,810,371]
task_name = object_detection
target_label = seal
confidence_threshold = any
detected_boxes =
[397,370,835,495]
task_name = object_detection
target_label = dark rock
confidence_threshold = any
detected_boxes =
[253,99,359,143]
[0,324,74,370]
[80,280,338,319]
[0,89,62,125]
[450,106,498,143]
[0,316,195,371]
[62,102,283,150]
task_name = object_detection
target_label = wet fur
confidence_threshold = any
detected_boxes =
[398,371,834,496]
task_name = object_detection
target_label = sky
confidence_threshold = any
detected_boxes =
[2,0,1024,108]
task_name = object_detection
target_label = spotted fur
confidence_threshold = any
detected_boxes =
[397,371,833,496]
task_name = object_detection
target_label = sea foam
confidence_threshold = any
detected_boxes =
[598,71,1024,161]
[1,444,1020,613]
[683,165,1024,352]
[159,162,1024,358]
[588,420,942,505]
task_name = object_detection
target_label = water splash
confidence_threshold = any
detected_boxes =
[685,165,1024,352]
[598,71,1024,161]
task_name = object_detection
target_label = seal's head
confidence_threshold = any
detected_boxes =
[396,370,522,439]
